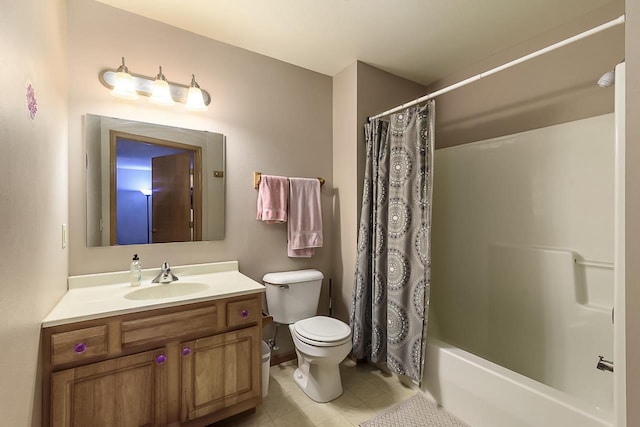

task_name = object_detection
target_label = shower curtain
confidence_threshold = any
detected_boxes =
[350,102,434,383]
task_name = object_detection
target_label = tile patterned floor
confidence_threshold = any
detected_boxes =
[212,359,421,427]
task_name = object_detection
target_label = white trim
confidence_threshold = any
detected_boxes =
[613,61,626,427]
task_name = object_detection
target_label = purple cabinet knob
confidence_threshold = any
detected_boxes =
[73,342,87,354]
[241,309,249,318]
[156,354,167,364]
[181,347,191,356]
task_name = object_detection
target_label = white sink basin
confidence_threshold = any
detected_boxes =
[124,282,209,301]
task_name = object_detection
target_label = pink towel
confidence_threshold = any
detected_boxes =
[288,178,323,258]
[257,175,289,223]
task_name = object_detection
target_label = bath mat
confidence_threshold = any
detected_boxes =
[359,393,469,427]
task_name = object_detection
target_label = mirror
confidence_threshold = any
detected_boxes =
[86,114,225,247]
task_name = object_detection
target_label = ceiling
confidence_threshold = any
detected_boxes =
[96,0,618,86]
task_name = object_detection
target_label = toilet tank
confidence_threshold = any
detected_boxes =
[263,269,324,324]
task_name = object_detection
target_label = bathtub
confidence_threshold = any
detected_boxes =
[421,338,613,427]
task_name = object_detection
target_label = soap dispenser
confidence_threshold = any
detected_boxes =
[130,254,142,287]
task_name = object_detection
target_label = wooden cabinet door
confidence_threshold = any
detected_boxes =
[50,348,168,427]
[180,326,260,422]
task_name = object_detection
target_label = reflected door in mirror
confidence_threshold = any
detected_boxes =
[152,152,192,243]
[107,129,204,245]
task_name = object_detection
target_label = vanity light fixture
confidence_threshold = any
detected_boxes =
[100,58,211,110]
[150,66,175,106]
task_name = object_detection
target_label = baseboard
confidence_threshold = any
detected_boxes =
[270,351,296,366]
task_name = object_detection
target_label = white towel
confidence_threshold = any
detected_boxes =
[288,178,323,258]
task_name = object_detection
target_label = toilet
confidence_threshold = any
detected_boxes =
[263,269,352,403]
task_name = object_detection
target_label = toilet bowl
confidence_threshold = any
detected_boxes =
[289,316,352,402]
[263,270,352,402]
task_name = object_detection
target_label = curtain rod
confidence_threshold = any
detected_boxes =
[368,15,625,121]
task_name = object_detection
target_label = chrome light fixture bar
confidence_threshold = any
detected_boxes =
[99,57,211,109]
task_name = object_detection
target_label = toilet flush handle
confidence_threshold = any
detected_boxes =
[279,285,289,290]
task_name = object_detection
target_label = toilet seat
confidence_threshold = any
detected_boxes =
[293,316,351,347]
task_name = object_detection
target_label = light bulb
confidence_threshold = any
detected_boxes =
[150,66,175,105]
[597,70,615,88]
[110,57,139,100]
[185,74,208,111]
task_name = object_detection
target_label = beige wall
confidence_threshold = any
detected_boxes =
[67,0,333,357]
[427,2,624,148]
[67,1,333,280]
[356,62,429,203]
[333,3,634,421]
[0,0,68,425]
[333,2,623,326]
[331,62,427,322]
[626,0,640,424]
[1,0,636,425]
[332,62,358,322]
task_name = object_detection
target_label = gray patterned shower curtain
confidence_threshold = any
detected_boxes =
[350,102,434,383]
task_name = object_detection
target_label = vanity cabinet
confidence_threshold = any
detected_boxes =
[181,327,260,421]
[42,293,263,427]
[50,348,168,426]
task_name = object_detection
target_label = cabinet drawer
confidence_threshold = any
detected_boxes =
[226,297,261,328]
[122,305,218,348]
[51,325,108,367]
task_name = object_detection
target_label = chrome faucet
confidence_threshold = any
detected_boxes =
[152,261,179,283]
[596,355,613,373]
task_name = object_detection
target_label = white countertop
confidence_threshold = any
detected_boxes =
[42,261,265,327]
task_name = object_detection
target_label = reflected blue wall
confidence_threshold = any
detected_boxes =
[117,168,151,245]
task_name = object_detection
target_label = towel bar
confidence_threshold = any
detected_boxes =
[253,171,325,189]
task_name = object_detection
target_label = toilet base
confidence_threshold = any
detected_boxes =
[292,360,343,403]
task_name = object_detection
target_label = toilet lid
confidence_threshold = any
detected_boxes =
[293,316,351,344]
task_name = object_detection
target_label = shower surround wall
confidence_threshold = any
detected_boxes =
[428,114,615,423]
